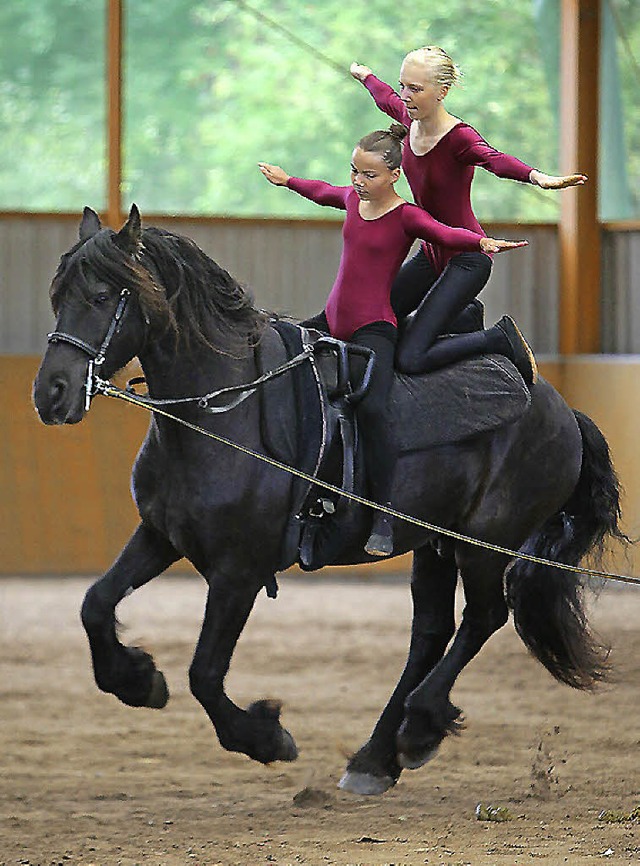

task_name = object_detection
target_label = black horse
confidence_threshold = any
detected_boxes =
[33,206,625,796]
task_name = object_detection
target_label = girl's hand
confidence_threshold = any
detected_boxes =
[529,169,588,189]
[350,62,373,82]
[480,237,528,254]
[258,163,290,186]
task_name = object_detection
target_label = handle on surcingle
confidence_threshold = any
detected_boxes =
[345,344,376,404]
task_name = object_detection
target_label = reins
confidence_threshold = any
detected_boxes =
[94,374,640,587]
[122,344,315,414]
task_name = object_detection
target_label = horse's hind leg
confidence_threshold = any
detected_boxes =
[81,522,180,708]
[339,544,458,795]
[396,549,509,770]
[189,571,298,766]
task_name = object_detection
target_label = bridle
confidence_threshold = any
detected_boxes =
[47,288,376,417]
[47,286,131,411]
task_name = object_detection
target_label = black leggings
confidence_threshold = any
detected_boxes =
[392,248,495,375]
[302,313,398,505]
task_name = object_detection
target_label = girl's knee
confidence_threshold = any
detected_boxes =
[450,251,492,278]
[395,342,425,376]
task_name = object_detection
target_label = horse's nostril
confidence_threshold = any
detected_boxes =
[50,377,67,406]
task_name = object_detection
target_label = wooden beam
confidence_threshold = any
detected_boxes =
[106,0,123,229]
[558,0,601,354]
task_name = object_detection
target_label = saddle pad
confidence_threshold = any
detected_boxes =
[256,321,324,471]
[391,354,530,452]
[255,325,297,464]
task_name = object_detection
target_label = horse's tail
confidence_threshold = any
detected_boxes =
[506,409,627,690]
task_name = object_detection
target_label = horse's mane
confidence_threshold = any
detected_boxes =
[50,225,270,357]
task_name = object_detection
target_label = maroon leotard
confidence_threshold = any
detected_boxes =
[286,177,485,341]
[363,74,534,273]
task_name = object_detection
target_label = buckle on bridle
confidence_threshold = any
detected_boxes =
[84,360,96,412]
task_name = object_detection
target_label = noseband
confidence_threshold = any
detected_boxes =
[47,286,131,411]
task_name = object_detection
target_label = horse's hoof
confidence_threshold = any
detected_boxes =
[397,743,439,770]
[145,670,169,709]
[275,728,298,762]
[337,770,396,796]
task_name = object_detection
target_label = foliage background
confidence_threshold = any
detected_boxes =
[0,0,637,221]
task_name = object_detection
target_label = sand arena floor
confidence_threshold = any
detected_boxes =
[0,574,638,866]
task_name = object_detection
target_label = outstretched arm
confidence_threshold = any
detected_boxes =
[350,62,373,82]
[402,204,528,254]
[480,237,528,254]
[455,127,588,190]
[258,163,290,186]
[349,61,410,126]
[529,169,588,189]
[258,164,349,209]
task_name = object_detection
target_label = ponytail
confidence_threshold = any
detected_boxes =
[356,124,407,170]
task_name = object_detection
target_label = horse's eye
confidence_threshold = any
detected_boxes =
[93,292,110,306]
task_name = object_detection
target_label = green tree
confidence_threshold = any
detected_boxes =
[122,0,560,219]
[0,0,106,210]
[612,0,640,215]
[2,0,637,220]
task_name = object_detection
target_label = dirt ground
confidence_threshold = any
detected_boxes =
[0,574,638,866]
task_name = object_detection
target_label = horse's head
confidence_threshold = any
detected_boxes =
[33,205,161,424]
[34,205,270,424]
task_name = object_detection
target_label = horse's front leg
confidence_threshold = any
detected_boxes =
[396,550,510,770]
[189,573,298,765]
[80,522,180,708]
[339,544,458,795]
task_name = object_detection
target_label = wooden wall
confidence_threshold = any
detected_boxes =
[0,214,559,354]
[4,214,640,355]
[3,213,639,356]
[1,355,637,577]
[602,230,640,351]
[1,215,639,577]
[0,357,146,574]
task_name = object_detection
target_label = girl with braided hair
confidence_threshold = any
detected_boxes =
[259,124,526,556]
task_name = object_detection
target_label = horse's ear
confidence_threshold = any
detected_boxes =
[79,207,102,241]
[115,204,142,255]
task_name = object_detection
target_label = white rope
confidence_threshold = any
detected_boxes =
[98,382,640,587]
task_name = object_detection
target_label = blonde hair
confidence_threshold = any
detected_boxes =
[404,45,461,89]
[356,124,408,170]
